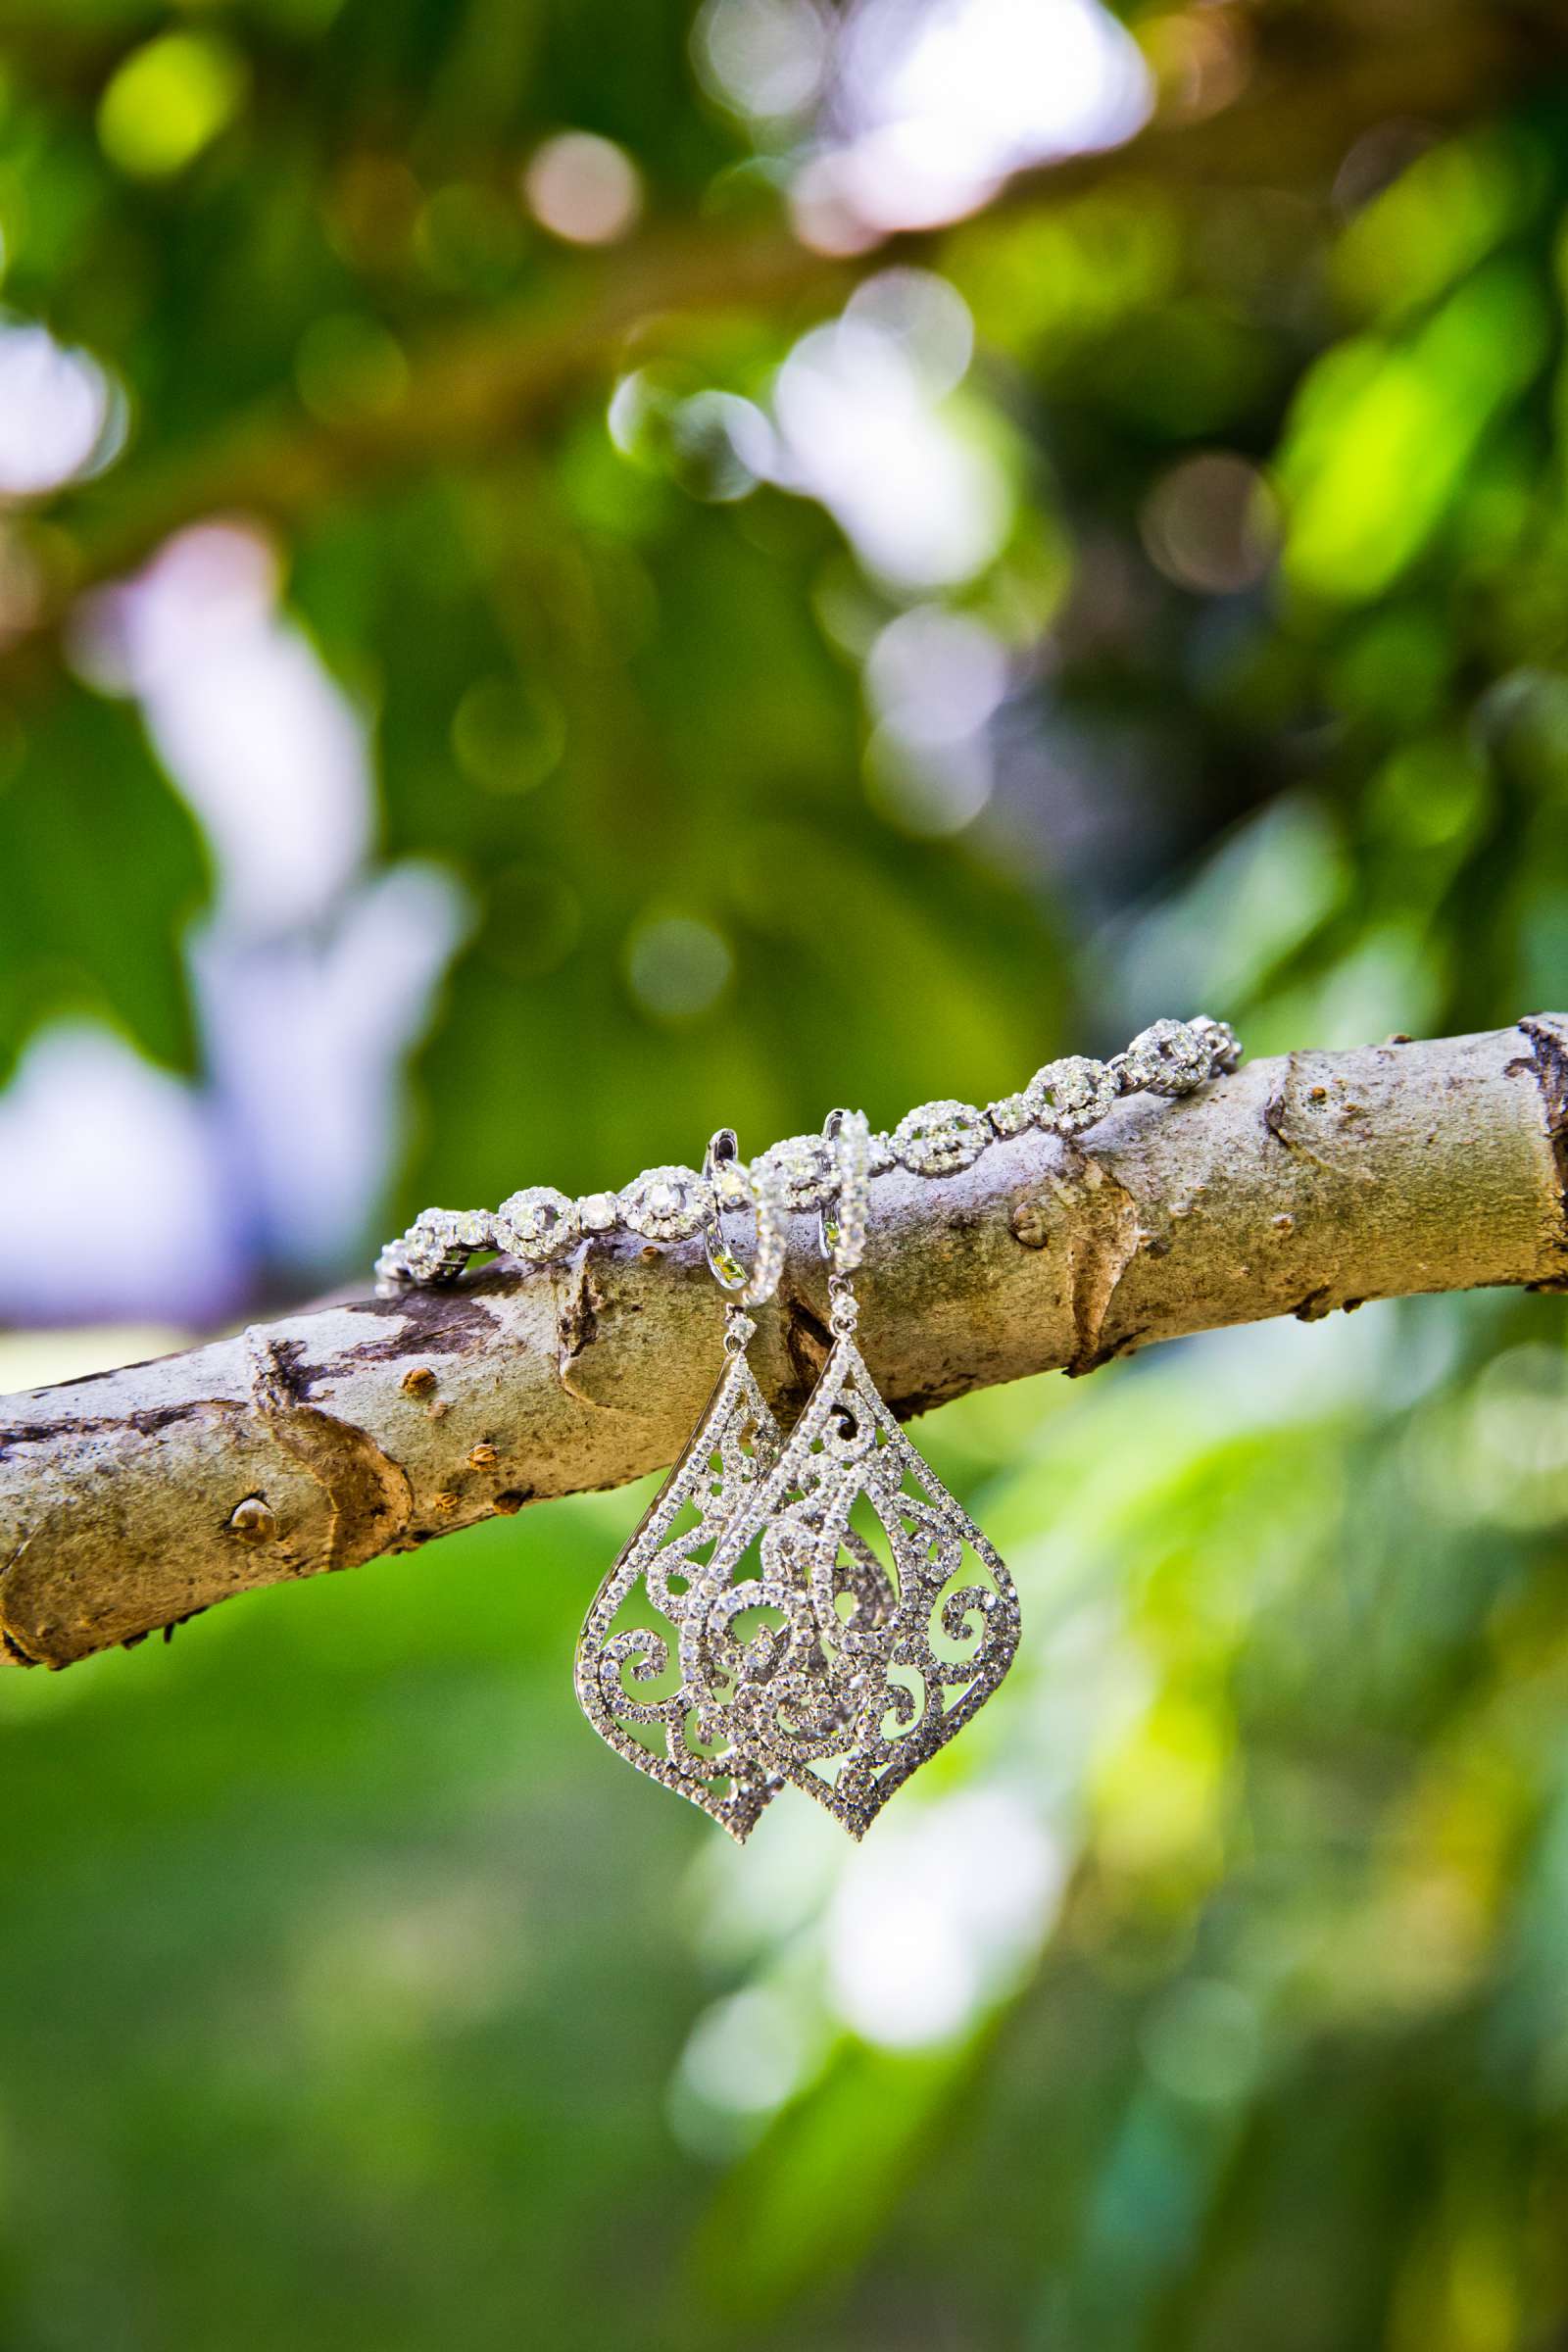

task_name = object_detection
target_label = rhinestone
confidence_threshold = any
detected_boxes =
[577,1191,619,1233]
[759,1133,833,1211]
[711,1157,752,1209]
[619,1165,713,1243]
[1027,1055,1118,1135]
[986,1091,1033,1139]
[1121,1018,1210,1097]
[496,1185,579,1260]
[867,1132,897,1177]
[454,1209,492,1250]
[891,1099,989,1175]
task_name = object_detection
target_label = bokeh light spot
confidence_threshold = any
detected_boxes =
[98,31,249,180]
[523,133,643,246]
[827,1792,1063,2047]
[451,674,565,796]
[1140,452,1279,594]
[866,604,1009,741]
[844,267,974,395]
[767,290,1010,588]
[679,1985,813,2118]
[695,0,832,120]
[795,0,1152,245]
[624,912,734,1023]
[864,722,992,837]
[0,322,115,499]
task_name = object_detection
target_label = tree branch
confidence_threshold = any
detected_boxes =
[2,1020,1564,1671]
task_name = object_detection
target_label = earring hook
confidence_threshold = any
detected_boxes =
[703,1129,785,1312]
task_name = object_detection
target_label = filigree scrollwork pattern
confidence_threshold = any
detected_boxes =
[574,1348,787,1840]
[575,1326,1021,1842]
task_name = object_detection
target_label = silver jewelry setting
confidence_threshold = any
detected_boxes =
[495,1185,578,1260]
[891,1098,990,1175]
[618,1165,714,1245]
[373,1014,1242,1293]
[573,1104,1024,1840]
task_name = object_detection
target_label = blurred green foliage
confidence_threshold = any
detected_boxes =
[5,0,1568,2343]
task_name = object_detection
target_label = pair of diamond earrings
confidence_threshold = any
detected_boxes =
[573,1108,1021,1842]
[375,1016,1243,1839]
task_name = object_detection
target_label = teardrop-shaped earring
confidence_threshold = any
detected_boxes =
[698,1107,1022,1838]
[574,1131,793,1841]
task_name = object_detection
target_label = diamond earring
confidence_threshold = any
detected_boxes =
[692,1106,1021,1838]
[574,1131,792,1841]
[575,1111,1021,1843]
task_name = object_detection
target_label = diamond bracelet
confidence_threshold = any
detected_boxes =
[374,1014,1241,1293]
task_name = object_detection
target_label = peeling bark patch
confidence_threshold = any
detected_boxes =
[1263,1057,1333,1162]
[0,1400,200,1460]
[247,1329,413,1571]
[1054,1159,1144,1375]
[556,1254,609,1404]
[1520,1014,1568,1269]
[1294,1286,1333,1321]
[318,1286,504,1377]
[1260,1058,1365,1179]
[1263,1065,1296,1148]
[251,1335,310,1408]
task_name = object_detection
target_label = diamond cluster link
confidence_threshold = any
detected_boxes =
[374,1013,1241,1290]
[892,1099,990,1176]
[1027,1054,1120,1136]
[985,1090,1034,1139]
[1193,1014,1243,1072]
[1117,1017,1211,1098]
[618,1165,714,1244]
[399,1208,482,1283]
[756,1132,833,1212]
[495,1185,578,1260]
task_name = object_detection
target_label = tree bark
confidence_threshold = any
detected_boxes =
[2,1019,1565,1671]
